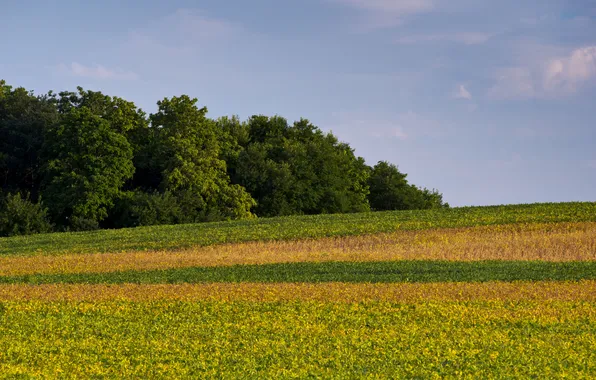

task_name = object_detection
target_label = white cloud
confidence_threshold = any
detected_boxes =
[454,84,472,99]
[397,32,492,45]
[489,46,596,99]
[57,62,138,80]
[544,46,596,94]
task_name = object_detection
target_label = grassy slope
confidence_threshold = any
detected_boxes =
[1,202,595,256]
[2,202,596,378]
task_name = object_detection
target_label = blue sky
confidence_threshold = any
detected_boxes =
[1,0,595,206]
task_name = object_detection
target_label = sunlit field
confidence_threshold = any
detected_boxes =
[1,202,595,377]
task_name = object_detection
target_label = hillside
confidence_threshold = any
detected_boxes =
[1,201,595,377]
[1,201,595,256]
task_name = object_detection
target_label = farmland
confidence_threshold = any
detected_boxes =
[1,202,595,377]
[2,201,595,256]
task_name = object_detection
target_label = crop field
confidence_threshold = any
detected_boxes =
[0,202,595,378]
[2,201,595,256]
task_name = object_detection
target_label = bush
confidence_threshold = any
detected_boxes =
[68,216,100,232]
[106,191,184,228]
[0,192,52,237]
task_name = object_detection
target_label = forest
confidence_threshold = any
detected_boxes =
[0,80,447,236]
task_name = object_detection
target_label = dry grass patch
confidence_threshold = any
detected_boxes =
[1,222,595,276]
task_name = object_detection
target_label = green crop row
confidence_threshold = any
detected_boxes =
[1,202,595,256]
[3,260,596,284]
[1,300,595,378]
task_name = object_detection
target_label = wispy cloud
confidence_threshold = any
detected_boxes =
[396,32,493,45]
[57,62,138,80]
[488,67,536,99]
[453,84,472,99]
[489,46,596,99]
[327,0,434,29]
[327,110,451,140]
[330,0,433,13]
[328,112,409,140]
[370,125,409,140]
[126,8,243,54]
[164,8,241,41]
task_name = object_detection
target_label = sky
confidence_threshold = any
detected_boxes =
[1,0,595,207]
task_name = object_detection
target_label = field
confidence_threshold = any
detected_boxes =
[1,202,595,378]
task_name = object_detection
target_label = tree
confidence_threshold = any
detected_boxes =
[0,81,59,199]
[41,107,135,229]
[368,161,448,211]
[148,95,255,220]
[0,192,52,237]
[234,116,370,216]
[55,87,148,135]
[215,115,249,183]
[0,79,449,236]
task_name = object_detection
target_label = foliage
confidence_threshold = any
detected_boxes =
[55,86,148,136]
[0,81,59,199]
[0,201,595,256]
[0,301,595,378]
[0,79,462,237]
[0,193,52,237]
[368,161,448,210]
[148,96,256,220]
[234,116,370,216]
[41,107,135,229]
[215,115,249,181]
[108,191,184,228]
[1,260,594,285]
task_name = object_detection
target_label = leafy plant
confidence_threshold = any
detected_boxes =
[0,192,52,237]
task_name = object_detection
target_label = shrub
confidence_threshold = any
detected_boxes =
[0,192,52,237]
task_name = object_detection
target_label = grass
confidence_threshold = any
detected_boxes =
[1,222,594,276]
[1,301,595,378]
[1,281,595,302]
[1,202,595,256]
[2,260,596,284]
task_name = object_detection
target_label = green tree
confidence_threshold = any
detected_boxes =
[368,161,447,211]
[149,95,255,220]
[0,192,52,237]
[41,107,135,229]
[234,116,370,216]
[0,80,59,199]
[56,87,148,135]
[216,115,249,182]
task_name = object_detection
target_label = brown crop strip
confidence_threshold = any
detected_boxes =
[1,222,594,277]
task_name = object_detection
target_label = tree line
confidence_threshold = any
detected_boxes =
[0,80,448,237]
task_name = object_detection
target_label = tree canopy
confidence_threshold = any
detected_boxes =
[0,79,448,236]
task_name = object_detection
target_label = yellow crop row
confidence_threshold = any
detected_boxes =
[1,281,595,302]
[1,222,595,276]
